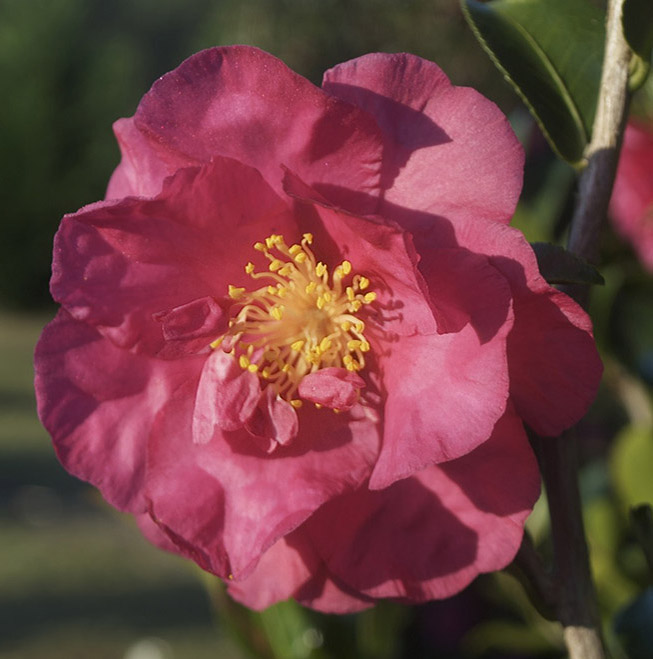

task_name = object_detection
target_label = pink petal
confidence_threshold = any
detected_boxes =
[610,121,653,271]
[106,117,194,199]
[192,350,261,441]
[371,318,512,489]
[437,218,602,436]
[307,407,539,601]
[52,156,295,356]
[153,295,228,359]
[34,310,204,512]
[127,46,385,213]
[298,368,365,411]
[228,530,374,613]
[245,387,299,451]
[323,53,524,225]
[146,382,380,579]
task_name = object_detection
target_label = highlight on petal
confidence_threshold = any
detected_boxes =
[323,52,524,225]
[192,349,261,440]
[298,368,365,411]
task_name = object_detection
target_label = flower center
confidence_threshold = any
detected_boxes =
[213,233,376,408]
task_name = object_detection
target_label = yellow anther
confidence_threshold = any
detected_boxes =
[316,296,326,310]
[323,291,332,303]
[363,292,377,303]
[262,368,271,379]
[247,363,259,373]
[276,286,288,298]
[346,287,355,301]
[351,300,362,312]
[245,262,255,274]
[341,260,352,275]
[210,337,223,349]
[302,233,313,244]
[360,340,371,352]
[291,340,305,351]
[282,364,292,373]
[290,399,303,409]
[239,355,251,370]
[359,276,370,290]
[228,285,246,299]
[355,322,365,333]
[316,262,327,277]
[267,285,277,295]
[254,242,266,251]
[269,259,284,272]
[319,337,332,352]
[341,321,352,331]
[271,306,284,321]
[347,339,362,351]
[294,252,307,264]
[305,281,317,294]
[265,234,283,249]
[289,244,302,255]
[314,403,322,409]
[278,265,293,277]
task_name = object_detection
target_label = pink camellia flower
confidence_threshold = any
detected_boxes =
[610,120,653,271]
[35,47,602,612]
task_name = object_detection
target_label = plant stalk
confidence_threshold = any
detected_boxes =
[539,0,632,658]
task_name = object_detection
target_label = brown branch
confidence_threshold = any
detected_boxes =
[538,1,632,658]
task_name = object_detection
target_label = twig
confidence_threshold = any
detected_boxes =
[538,1,632,658]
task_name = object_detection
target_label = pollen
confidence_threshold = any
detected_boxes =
[217,233,376,403]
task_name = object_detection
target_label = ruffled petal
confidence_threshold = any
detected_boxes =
[431,218,603,436]
[323,53,523,224]
[227,530,375,613]
[126,46,385,212]
[298,368,365,411]
[52,156,294,356]
[307,407,539,601]
[371,317,512,489]
[34,309,204,512]
[145,382,380,579]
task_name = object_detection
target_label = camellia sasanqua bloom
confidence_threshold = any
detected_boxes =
[610,120,653,271]
[35,47,602,612]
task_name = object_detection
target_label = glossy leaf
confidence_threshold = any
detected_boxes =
[462,0,605,165]
[623,0,653,90]
[531,242,605,285]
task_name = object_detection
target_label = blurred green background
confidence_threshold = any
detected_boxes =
[2,0,653,658]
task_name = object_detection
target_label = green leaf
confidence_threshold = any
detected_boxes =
[623,0,653,91]
[531,242,605,285]
[461,0,605,166]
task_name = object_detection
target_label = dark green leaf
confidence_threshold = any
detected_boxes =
[623,0,653,91]
[531,242,605,285]
[461,0,605,165]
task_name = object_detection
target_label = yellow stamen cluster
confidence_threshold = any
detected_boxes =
[214,233,375,405]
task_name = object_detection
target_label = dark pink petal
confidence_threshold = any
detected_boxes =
[106,117,195,199]
[228,530,374,613]
[34,310,204,512]
[433,218,602,436]
[323,53,524,224]
[153,295,228,359]
[146,382,380,579]
[371,319,512,489]
[419,246,513,341]
[307,408,539,601]
[298,368,365,411]
[245,387,299,452]
[127,46,385,213]
[192,350,261,441]
[610,121,653,271]
[284,169,437,337]
[52,157,295,356]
